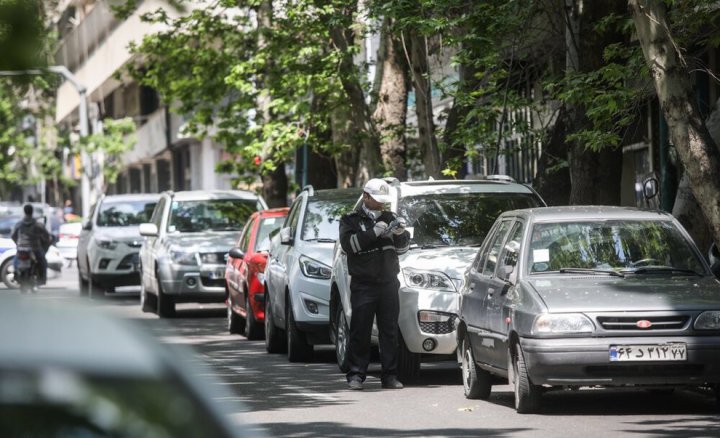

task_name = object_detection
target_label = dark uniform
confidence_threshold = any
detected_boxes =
[12,216,51,285]
[339,205,410,383]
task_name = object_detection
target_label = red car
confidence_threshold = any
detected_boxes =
[226,207,289,339]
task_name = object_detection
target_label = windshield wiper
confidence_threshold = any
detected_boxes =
[558,268,625,278]
[626,267,703,276]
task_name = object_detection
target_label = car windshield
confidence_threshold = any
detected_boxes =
[301,195,357,241]
[168,199,259,233]
[97,200,157,227]
[255,216,284,251]
[528,220,706,275]
[398,193,541,246]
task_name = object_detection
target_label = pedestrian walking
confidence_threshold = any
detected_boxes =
[339,178,410,390]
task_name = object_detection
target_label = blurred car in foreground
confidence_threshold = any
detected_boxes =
[226,207,289,340]
[457,206,720,413]
[0,296,260,437]
[56,221,83,266]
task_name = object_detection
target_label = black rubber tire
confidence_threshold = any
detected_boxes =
[513,343,541,414]
[264,295,286,353]
[227,298,244,334]
[245,294,263,340]
[78,265,89,296]
[140,275,157,313]
[287,302,313,362]
[1,258,18,289]
[335,304,350,373]
[461,335,492,399]
[397,333,421,382]
[156,274,175,318]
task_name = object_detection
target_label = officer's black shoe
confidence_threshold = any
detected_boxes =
[347,379,363,390]
[381,376,404,389]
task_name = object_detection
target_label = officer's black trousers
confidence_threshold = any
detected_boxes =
[346,278,400,382]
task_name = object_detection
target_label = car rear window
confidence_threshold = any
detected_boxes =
[398,193,541,246]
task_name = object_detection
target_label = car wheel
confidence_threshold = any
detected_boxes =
[335,304,350,373]
[227,295,244,334]
[397,332,421,382]
[1,258,18,289]
[264,294,286,353]
[287,301,313,362]
[513,343,541,414]
[140,275,157,313]
[461,335,492,399]
[245,294,263,340]
[156,272,175,318]
[78,265,89,296]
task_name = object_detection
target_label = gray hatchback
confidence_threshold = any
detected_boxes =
[458,206,720,413]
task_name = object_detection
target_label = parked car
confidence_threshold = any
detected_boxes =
[56,221,83,265]
[264,187,362,361]
[330,176,546,380]
[0,295,259,437]
[457,206,720,413]
[77,193,160,296]
[139,190,268,318]
[226,207,289,339]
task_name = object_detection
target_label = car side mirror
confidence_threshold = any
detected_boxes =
[82,220,92,231]
[228,247,245,259]
[139,223,158,237]
[643,177,658,200]
[709,243,720,279]
[280,227,293,245]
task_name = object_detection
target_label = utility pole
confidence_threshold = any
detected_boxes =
[0,65,91,217]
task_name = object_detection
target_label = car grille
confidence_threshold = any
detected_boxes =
[117,253,139,270]
[199,252,228,264]
[596,315,689,331]
[200,277,225,288]
[419,315,456,335]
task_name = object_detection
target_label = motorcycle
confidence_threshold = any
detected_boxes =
[14,247,39,293]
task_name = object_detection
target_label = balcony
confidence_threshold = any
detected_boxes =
[122,108,168,165]
[54,2,118,73]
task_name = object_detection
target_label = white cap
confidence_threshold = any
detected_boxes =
[363,178,392,203]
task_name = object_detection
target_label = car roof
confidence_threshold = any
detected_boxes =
[168,190,261,202]
[502,205,674,222]
[306,187,363,200]
[396,179,539,197]
[101,193,160,203]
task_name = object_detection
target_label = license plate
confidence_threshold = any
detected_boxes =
[609,343,687,362]
[17,259,31,269]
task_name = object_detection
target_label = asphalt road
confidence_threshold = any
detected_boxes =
[6,264,720,437]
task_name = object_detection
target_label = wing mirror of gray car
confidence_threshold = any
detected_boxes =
[139,223,158,237]
[228,247,245,259]
[280,227,293,245]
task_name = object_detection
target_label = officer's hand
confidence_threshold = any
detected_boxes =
[373,221,389,237]
[392,217,407,235]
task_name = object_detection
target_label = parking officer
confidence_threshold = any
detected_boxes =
[339,178,410,390]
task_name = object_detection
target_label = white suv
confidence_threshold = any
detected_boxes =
[329,177,546,380]
[77,194,160,296]
[263,187,361,362]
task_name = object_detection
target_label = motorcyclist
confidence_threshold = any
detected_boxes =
[11,204,51,286]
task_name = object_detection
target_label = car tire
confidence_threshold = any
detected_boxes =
[397,332,421,382]
[78,265,89,296]
[461,335,492,399]
[335,304,350,373]
[1,258,18,289]
[156,273,175,318]
[264,294,286,353]
[513,343,541,414]
[140,275,157,313]
[287,301,313,362]
[245,294,263,340]
[227,296,244,334]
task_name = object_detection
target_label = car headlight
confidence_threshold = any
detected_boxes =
[299,255,331,279]
[402,268,456,292]
[532,313,594,335]
[694,311,720,330]
[170,250,199,266]
[96,239,117,250]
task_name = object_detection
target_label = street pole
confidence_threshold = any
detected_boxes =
[0,65,91,217]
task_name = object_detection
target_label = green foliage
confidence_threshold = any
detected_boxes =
[77,118,136,185]
[0,0,47,71]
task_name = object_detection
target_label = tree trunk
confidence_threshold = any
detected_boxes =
[372,16,409,181]
[408,30,440,178]
[630,0,720,249]
[331,100,360,188]
[533,106,571,205]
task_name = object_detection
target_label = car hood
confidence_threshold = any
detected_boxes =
[525,275,720,312]
[299,241,336,266]
[400,246,477,280]
[164,232,237,251]
[95,226,143,243]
